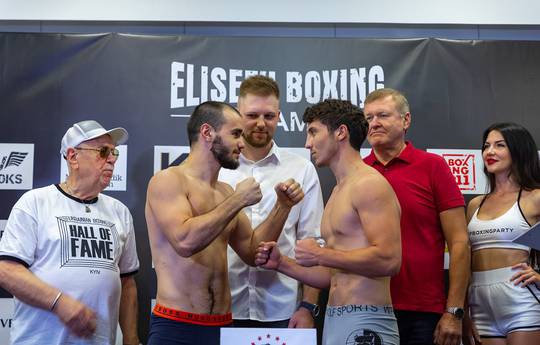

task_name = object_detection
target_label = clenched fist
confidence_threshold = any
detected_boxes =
[275,178,304,208]
[255,241,281,270]
[235,177,263,206]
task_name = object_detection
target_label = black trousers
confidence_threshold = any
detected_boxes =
[395,310,442,345]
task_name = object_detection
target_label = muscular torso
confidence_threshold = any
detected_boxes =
[322,175,392,306]
[146,167,237,314]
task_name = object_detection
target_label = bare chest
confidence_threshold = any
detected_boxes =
[187,184,236,239]
[322,189,365,247]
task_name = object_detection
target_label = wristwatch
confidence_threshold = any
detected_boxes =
[446,307,464,320]
[298,301,320,317]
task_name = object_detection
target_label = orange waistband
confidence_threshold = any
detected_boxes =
[153,303,232,326]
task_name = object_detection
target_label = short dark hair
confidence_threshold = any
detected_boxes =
[187,101,240,145]
[239,75,279,99]
[482,122,540,192]
[302,99,367,151]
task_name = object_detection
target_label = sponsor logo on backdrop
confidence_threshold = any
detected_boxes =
[154,146,313,173]
[0,298,14,344]
[0,144,34,190]
[153,146,191,174]
[0,220,6,241]
[169,62,385,132]
[60,145,128,191]
[360,148,371,158]
[427,149,487,195]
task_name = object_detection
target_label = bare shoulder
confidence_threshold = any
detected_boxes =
[349,167,396,206]
[526,188,540,204]
[466,195,485,220]
[353,167,394,193]
[467,195,484,213]
[523,188,540,212]
[147,166,187,198]
[216,180,234,196]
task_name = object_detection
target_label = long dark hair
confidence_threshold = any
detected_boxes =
[482,122,540,268]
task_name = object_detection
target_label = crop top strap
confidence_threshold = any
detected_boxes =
[477,194,488,213]
[517,188,531,227]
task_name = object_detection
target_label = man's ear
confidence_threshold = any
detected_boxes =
[200,123,215,142]
[65,148,79,170]
[402,112,412,132]
[335,124,349,142]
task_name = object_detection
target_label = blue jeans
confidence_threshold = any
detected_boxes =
[394,310,441,345]
[147,314,231,345]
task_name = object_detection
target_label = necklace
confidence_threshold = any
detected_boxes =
[63,182,91,213]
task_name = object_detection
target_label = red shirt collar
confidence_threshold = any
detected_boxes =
[364,141,415,166]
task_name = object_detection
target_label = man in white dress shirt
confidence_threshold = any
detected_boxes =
[219,75,324,328]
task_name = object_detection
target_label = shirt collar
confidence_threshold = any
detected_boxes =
[364,141,415,166]
[240,140,281,165]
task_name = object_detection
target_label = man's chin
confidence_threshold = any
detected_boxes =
[221,164,239,170]
[220,159,240,170]
[367,138,385,148]
[100,177,112,190]
[244,135,271,148]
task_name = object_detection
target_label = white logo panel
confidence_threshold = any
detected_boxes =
[154,146,317,174]
[0,220,6,241]
[360,148,371,158]
[0,298,13,344]
[0,144,34,190]
[153,146,191,174]
[60,145,128,191]
[427,149,487,195]
[282,147,310,160]
[221,327,316,345]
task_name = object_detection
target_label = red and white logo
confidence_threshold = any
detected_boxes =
[442,153,476,191]
[427,149,487,195]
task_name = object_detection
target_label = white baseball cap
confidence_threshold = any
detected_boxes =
[60,120,128,157]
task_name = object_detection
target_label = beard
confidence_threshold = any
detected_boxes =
[243,131,272,148]
[210,135,239,170]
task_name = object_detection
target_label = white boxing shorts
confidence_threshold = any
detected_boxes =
[469,266,540,338]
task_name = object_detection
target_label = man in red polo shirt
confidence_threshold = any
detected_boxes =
[363,88,470,345]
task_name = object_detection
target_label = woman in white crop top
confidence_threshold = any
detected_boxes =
[465,122,540,345]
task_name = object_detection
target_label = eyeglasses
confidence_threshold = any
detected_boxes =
[75,146,119,159]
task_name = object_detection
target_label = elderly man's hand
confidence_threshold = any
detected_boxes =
[54,293,97,338]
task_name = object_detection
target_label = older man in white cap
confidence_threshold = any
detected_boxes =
[0,120,140,345]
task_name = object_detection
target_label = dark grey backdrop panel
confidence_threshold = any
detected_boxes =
[1,33,540,342]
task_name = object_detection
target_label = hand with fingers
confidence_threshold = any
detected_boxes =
[275,178,304,208]
[288,308,315,328]
[510,262,540,288]
[295,238,322,267]
[434,313,462,345]
[235,177,263,207]
[53,293,97,338]
[255,241,281,270]
[462,311,482,345]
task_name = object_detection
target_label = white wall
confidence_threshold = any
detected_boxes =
[1,0,540,25]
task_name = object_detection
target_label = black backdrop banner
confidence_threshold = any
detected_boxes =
[1,33,540,342]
